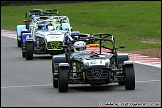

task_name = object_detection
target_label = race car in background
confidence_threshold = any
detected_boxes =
[44,9,60,16]
[21,16,80,60]
[16,9,60,47]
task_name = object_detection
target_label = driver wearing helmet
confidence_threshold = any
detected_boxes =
[74,41,86,52]
[71,41,90,57]
[47,22,55,31]
[31,15,35,19]
[38,21,47,29]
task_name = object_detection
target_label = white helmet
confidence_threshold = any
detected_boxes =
[48,26,54,31]
[74,41,86,52]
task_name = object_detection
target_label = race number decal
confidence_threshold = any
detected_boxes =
[89,60,105,66]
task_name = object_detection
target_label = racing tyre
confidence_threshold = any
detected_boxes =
[53,74,58,88]
[16,28,21,47]
[124,65,135,90]
[52,62,58,88]
[58,67,69,92]
[17,39,21,47]
[22,49,25,58]
[25,42,33,60]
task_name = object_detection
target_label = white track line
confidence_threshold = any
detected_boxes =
[1,80,161,89]
[1,84,52,89]
[133,61,161,68]
[135,80,161,82]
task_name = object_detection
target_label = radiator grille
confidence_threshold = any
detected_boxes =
[86,68,108,79]
[46,41,64,50]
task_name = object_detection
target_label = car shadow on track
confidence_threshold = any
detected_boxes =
[33,55,53,60]
[67,84,126,92]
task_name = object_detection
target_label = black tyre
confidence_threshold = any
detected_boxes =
[52,56,67,89]
[16,28,21,47]
[53,75,58,88]
[17,39,21,47]
[52,62,58,88]
[25,42,33,60]
[58,67,69,92]
[124,65,135,90]
[22,49,25,58]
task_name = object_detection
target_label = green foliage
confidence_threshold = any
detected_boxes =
[1,1,161,51]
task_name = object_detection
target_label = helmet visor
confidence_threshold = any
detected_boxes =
[75,47,85,51]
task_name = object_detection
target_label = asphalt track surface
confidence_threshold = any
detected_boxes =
[1,36,161,107]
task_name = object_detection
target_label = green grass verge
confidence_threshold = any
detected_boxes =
[1,1,161,51]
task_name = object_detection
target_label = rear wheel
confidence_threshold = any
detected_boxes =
[17,39,21,47]
[58,67,69,92]
[22,49,25,58]
[53,75,58,88]
[52,62,58,88]
[124,65,135,90]
[16,28,21,47]
[25,42,33,60]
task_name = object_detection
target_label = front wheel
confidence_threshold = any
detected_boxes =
[25,42,33,60]
[58,67,69,92]
[124,65,135,90]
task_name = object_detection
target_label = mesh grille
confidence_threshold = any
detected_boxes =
[86,69,108,79]
[46,41,64,50]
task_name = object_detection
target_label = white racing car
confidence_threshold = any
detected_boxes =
[21,16,80,60]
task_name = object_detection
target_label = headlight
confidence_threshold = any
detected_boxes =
[36,36,44,44]
[35,36,45,49]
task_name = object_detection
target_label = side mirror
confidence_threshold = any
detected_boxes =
[119,45,125,48]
